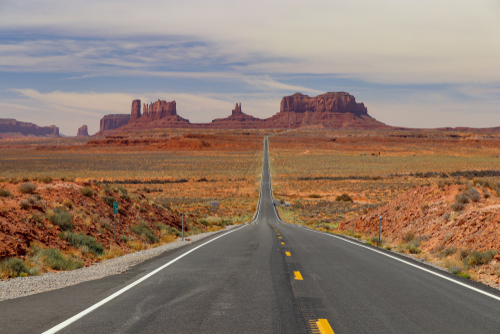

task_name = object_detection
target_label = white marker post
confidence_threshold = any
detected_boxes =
[379,215,382,247]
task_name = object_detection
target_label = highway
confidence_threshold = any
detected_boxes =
[2,138,500,333]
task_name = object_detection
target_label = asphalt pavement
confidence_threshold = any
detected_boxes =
[1,137,500,333]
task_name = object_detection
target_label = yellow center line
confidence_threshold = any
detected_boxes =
[316,319,334,334]
[281,242,285,245]
[294,271,303,280]
[285,251,291,256]
[279,236,282,239]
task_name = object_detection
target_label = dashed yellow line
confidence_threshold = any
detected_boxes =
[281,242,285,245]
[294,271,303,280]
[285,251,291,256]
[279,236,282,239]
[316,319,334,334]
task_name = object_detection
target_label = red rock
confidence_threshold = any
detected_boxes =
[76,125,89,137]
[280,92,368,116]
[98,114,131,134]
[131,100,141,120]
[0,118,59,137]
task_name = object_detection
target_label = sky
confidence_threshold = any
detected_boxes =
[1,0,499,135]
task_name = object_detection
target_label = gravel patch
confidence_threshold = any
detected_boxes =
[0,225,240,302]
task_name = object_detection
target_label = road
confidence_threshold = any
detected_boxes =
[2,137,500,333]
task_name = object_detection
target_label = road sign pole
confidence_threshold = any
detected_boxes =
[113,202,119,242]
[379,216,382,247]
[182,213,184,241]
[114,214,116,242]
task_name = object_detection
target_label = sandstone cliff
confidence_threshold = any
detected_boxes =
[76,125,89,137]
[94,92,389,134]
[98,114,131,135]
[0,119,59,137]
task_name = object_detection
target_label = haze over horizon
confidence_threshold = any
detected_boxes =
[1,0,499,135]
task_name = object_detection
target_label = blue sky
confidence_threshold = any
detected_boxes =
[1,0,499,135]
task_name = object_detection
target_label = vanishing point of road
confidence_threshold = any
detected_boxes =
[2,138,500,333]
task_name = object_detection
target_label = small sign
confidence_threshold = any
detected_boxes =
[285,203,290,208]
[210,201,220,207]
[113,202,119,214]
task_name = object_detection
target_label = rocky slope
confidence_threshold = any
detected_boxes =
[0,119,59,138]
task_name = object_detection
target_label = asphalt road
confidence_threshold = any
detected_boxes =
[2,137,500,333]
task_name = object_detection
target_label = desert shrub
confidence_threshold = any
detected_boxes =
[463,250,497,267]
[385,246,392,251]
[127,240,144,250]
[421,204,429,211]
[20,199,30,210]
[457,271,471,279]
[403,231,415,243]
[28,194,42,204]
[35,175,53,184]
[406,243,422,254]
[18,182,37,194]
[458,249,471,260]
[484,192,490,199]
[0,188,12,198]
[441,246,457,257]
[219,219,233,227]
[39,248,82,270]
[101,195,115,207]
[451,202,465,211]
[199,219,212,227]
[62,200,73,209]
[101,247,124,260]
[8,178,19,184]
[448,265,462,275]
[131,220,158,244]
[100,218,112,231]
[442,212,451,221]
[335,193,353,202]
[309,194,322,198]
[370,236,383,246]
[79,186,94,197]
[60,231,104,255]
[0,258,30,277]
[47,208,73,231]
[465,188,481,202]
[119,235,130,242]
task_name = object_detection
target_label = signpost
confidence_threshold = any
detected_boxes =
[210,201,219,215]
[113,202,119,241]
[182,213,184,241]
[378,215,382,247]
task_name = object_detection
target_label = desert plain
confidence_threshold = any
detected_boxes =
[2,128,500,290]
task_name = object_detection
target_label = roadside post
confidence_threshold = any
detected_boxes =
[210,201,219,216]
[182,213,184,241]
[113,201,119,242]
[379,215,382,247]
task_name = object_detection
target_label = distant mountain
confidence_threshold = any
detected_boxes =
[0,118,59,138]
[94,92,389,135]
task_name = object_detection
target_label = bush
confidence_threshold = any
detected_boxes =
[309,194,322,198]
[20,199,30,210]
[199,219,211,227]
[101,195,115,207]
[464,250,497,267]
[119,235,130,242]
[0,258,30,277]
[0,188,12,198]
[457,271,471,279]
[28,194,42,204]
[465,188,481,202]
[335,193,353,202]
[484,192,491,199]
[18,182,37,194]
[131,220,158,244]
[79,186,94,197]
[441,246,457,257]
[451,201,465,211]
[35,175,53,184]
[403,231,415,243]
[448,266,462,275]
[60,231,104,255]
[47,208,73,231]
[63,200,73,209]
[39,248,82,270]
[406,244,422,254]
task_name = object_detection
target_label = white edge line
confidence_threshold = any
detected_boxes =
[287,223,500,302]
[42,225,247,334]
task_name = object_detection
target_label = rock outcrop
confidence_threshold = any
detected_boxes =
[93,92,389,134]
[76,125,89,137]
[99,114,131,134]
[0,119,59,137]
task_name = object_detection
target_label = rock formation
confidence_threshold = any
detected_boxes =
[99,114,131,133]
[0,119,59,137]
[76,125,89,137]
[93,92,390,135]
[131,100,141,120]
[280,92,368,116]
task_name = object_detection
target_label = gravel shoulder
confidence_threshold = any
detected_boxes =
[0,225,239,302]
